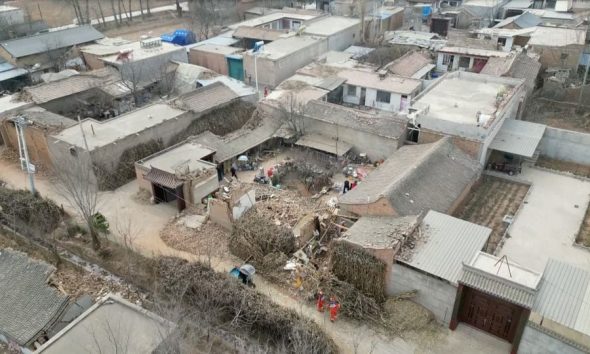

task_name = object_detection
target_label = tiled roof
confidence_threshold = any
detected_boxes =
[144,167,184,188]
[386,51,433,78]
[175,82,238,113]
[0,249,69,346]
[23,67,120,104]
[339,138,481,216]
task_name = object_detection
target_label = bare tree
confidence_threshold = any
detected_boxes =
[52,149,102,250]
[277,92,307,137]
[119,60,145,106]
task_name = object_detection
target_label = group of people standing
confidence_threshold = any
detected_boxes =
[316,290,341,322]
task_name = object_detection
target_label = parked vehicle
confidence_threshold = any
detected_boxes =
[230,264,256,288]
[488,162,522,176]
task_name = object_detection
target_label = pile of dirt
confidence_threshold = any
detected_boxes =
[229,208,296,270]
[0,187,62,234]
[155,256,337,354]
[330,241,387,303]
[382,298,434,333]
[253,184,322,227]
[161,219,230,260]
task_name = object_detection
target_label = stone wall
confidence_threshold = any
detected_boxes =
[519,324,587,354]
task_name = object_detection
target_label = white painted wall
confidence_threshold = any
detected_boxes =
[342,84,403,112]
[232,189,256,220]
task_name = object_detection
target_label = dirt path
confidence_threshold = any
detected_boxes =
[0,157,508,354]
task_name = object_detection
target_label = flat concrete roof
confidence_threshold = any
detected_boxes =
[100,40,185,63]
[190,44,243,55]
[413,73,517,125]
[303,16,360,36]
[138,141,215,174]
[498,167,590,273]
[337,69,422,95]
[529,26,586,47]
[0,94,31,116]
[254,36,325,60]
[36,294,175,354]
[469,251,542,290]
[228,11,318,29]
[52,103,187,151]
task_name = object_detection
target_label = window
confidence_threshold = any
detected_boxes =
[458,56,471,68]
[376,90,391,103]
[442,54,451,65]
[347,85,357,96]
[291,20,301,30]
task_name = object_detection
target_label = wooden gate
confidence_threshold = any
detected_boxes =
[459,287,523,342]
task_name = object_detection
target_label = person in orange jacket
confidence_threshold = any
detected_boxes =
[329,296,341,322]
[316,289,326,312]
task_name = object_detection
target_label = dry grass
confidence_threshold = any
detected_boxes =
[524,98,590,134]
[536,156,590,178]
[454,176,529,253]
[577,203,590,247]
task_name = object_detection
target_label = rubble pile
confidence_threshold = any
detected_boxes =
[229,208,296,270]
[253,184,321,227]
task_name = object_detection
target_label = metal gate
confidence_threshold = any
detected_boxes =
[226,55,244,81]
[459,287,523,342]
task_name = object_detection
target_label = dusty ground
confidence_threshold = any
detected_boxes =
[523,98,590,134]
[454,175,529,253]
[103,15,192,40]
[536,156,590,178]
[0,156,511,354]
[9,0,176,27]
[498,167,590,272]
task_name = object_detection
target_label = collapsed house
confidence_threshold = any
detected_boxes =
[338,138,481,217]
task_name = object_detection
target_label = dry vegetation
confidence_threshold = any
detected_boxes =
[454,176,529,253]
[536,156,590,178]
[577,204,590,248]
[524,98,590,133]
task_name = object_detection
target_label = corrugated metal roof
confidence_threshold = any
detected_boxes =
[1,25,103,58]
[295,133,353,156]
[490,119,546,158]
[402,211,490,284]
[534,259,590,336]
[460,267,537,308]
[0,68,26,81]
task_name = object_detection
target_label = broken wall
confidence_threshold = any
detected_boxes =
[302,116,402,161]
[0,121,55,170]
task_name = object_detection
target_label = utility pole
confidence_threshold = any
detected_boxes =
[577,59,590,113]
[14,115,36,194]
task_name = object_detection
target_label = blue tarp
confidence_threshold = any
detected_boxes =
[161,29,196,46]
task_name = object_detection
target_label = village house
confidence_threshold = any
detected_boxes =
[0,249,70,351]
[385,51,435,80]
[35,293,176,354]
[410,71,529,164]
[436,46,511,73]
[0,106,75,170]
[0,26,104,80]
[135,141,217,212]
[338,68,422,112]
[338,138,481,217]
[527,26,587,69]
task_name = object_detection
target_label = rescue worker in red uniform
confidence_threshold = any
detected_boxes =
[316,290,326,312]
[329,296,341,322]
